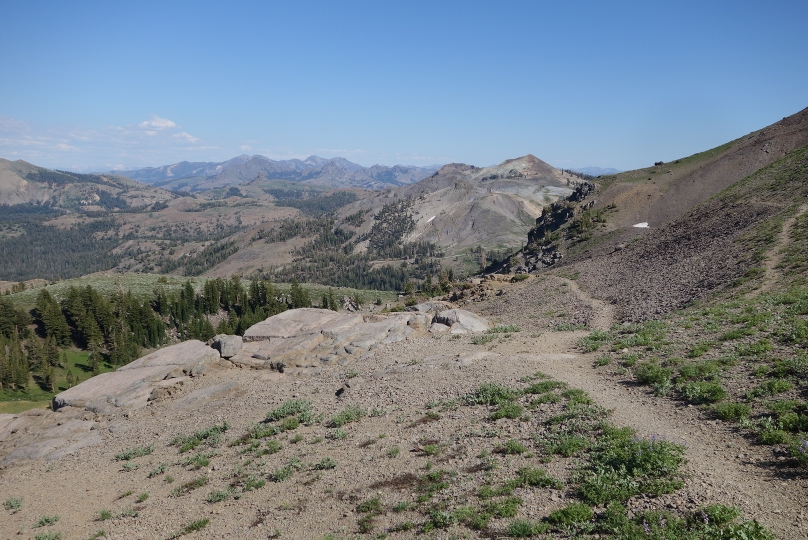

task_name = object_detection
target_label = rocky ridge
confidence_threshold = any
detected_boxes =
[0,305,489,468]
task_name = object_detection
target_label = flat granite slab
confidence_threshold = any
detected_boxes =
[119,339,219,370]
[243,308,351,341]
[53,340,221,412]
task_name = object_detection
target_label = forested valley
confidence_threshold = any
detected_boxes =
[258,198,449,290]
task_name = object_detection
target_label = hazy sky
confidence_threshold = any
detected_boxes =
[1,1,806,172]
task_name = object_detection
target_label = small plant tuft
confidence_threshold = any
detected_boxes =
[114,445,153,461]
[33,515,60,528]
[3,496,22,513]
[329,405,366,427]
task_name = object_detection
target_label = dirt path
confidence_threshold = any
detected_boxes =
[492,279,806,538]
[752,203,808,297]
[560,277,616,330]
[515,347,804,538]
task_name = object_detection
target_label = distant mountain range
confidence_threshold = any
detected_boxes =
[110,155,441,191]
[571,166,622,176]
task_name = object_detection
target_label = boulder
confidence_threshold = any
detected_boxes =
[329,317,411,350]
[429,322,451,334]
[0,406,101,467]
[407,301,452,314]
[53,340,221,413]
[434,309,490,333]
[53,366,170,412]
[119,340,219,370]
[405,313,433,331]
[212,334,243,358]
[233,333,325,369]
[170,381,244,411]
[243,308,348,341]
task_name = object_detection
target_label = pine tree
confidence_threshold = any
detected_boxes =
[327,288,338,311]
[290,279,311,309]
[0,336,11,390]
[0,296,30,339]
[26,338,44,372]
[152,286,169,315]
[439,270,450,293]
[9,336,28,390]
[423,274,434,297]
[89,351,101,376]
[34,289,71,346]
[43,366,56,392]
[44,335,60,368]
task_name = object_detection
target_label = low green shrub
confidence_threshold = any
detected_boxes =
[713,402,751,421]
[463,382,519,405]
[750,379,793,398]
[634,361,672,386]
[758,429,791,445]
[677,361,720,380]
[788,439,808,467]
[490,401,523,420]
[171,422,229,453]
[524,380,566,394]
[594,356,611,366]
[577,427,685,504]
[471,334,496,345]
[114,445,154,461]
[357,496,383,514]
[737,338,772,357]
[546,502,593,526]
[329,406,366,427]
[501,439,527,454]
[269,465,294,482]
[3,496,22,513]
[312,457,337,470]
[33,515,59,528]
[485,496,522,518]
[578,330,611,352]
[205,490,231,503]
[488,324,521,333]
[679,381,727,404]
[547,434,589,457]
[514,467,563,489]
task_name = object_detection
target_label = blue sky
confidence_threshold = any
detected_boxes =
[1,1,806,172]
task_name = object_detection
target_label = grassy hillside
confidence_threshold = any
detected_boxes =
[4,273,400,310]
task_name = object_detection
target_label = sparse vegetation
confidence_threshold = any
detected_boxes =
[329,405,366,427]
[171,422,229,453]
[3,496,22,513]
[114,444,154,461]
[33,515,60,528]
[169,476,208,497]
